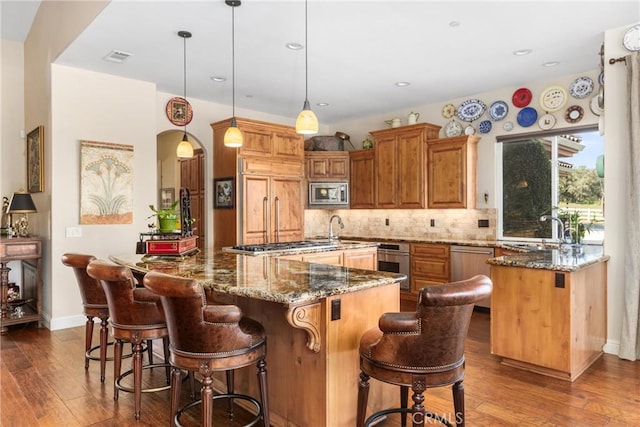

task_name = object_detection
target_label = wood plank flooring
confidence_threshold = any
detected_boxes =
[1,312,639,426]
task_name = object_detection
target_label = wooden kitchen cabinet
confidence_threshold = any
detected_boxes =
[279,247,377,270]
[212,117,304,249]
[305,151,349,180]
[349,149,376,209]
[370,123,441,209]
[427,135,480,209]
[180,149,205,250]
[410,243,450,293]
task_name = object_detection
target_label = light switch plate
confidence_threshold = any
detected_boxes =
[66,227,82,238]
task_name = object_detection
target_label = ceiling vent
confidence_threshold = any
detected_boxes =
[102,50,132,63]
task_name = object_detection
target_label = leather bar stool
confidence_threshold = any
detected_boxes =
[143,270,270,427]
[357,275,492,427]
[87,259,171,420]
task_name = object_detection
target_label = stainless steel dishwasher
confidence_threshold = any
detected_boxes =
[450,245,494,308]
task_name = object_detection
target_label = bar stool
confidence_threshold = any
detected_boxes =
[143,270,270,427]
[61,253,112,382]
[86,259,171,420]
[357,275,492,427]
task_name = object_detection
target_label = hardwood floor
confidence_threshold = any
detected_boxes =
[1,312,638,426]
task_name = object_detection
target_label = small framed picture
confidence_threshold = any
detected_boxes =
[165,96,193,126]
[27,125,44,193]
[214,177,234,209]
[159,188,175,209]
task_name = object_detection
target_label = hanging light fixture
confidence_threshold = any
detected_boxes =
[295,0,318,135]
[224,0,243,148]
[176,30,194,158]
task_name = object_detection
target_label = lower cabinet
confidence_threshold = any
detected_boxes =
[410,243,450,292]
[279,247,377,270]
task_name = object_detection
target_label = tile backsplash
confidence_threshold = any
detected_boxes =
[305,208,497,242]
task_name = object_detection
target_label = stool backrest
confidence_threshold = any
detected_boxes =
[61,253,106,307]
[86,259,164,327]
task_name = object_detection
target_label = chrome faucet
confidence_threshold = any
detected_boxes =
[540,215,566,245]
[328,215,344,242]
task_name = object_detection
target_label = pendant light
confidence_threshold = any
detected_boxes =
[176,30,194,158]
[295,0,318,135]
[224,0,243,148]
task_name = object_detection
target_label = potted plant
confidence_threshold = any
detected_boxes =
[147,200,180,233]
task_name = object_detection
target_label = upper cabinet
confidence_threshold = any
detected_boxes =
[427,135,480,209]
[235,118,304,162]
[349,149,376,209]
[370,123,441,209]
[305,151,350,180]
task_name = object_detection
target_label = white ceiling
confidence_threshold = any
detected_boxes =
[3,1,639,124]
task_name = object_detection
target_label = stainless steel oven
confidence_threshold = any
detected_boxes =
[377,242,410,291]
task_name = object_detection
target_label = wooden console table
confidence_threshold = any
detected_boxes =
[0,236,42,334]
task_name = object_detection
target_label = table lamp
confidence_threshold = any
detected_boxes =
[8,191,37,237]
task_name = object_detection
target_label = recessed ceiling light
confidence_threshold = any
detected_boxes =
[542,61,560,67]
[316,102,329,107]
[513,49,532,56]
[449,21,460,27]
[210,76,226,82]
[286,42,304,50]
[395,82,410,87]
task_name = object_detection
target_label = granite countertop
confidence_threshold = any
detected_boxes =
[109,250,404,305]
[486,245,609,272]
[222,240,378,256]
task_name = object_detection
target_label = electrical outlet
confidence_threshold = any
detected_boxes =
[478,219,489,228]
[331,299,341,320]
[430,219,435,227]
[65,227,82,238]
[385,218,389,226]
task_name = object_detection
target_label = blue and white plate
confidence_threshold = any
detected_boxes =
[488,100,509,121]
[569,76,594,99]
[456,99,486,122]
[517,107,538,127]
[478,120,492,134]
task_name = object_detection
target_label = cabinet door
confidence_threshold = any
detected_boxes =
[271,176,304,243]
[302,251,344,266]
[375,136,398,208]
[397,130,426,208]
[349,150,376,208]
[239,125,273,157]
[328,157,349,179]
[343,248,377,270]
[242,175,270,244]
[273,130,304,162]
[307,157,330,179]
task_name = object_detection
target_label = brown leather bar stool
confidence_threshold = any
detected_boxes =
[87,259,171,420]
[357,275,492,427]
[61,253,113,382]
[143,270,270,427]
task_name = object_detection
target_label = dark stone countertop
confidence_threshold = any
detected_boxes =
[486,244,609,272]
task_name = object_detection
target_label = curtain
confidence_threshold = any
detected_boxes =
[620,52,640,361]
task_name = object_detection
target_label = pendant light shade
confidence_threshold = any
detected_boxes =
[224,0,243,148]
[176,30,194,158]
[296,0,318,135]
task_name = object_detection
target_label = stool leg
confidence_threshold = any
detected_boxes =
[226,370,235,419]
[146,339,154,366]
[356,372,370,427]
[411,379,426,427]
[99,317,108,382]
[189,371,196,399]
[400,385,409,427]
[452,381,465,427]
[163,336,171,385]
[84,315,94,370]
[113,339,123,401]
[256,359,269,427]
[201,372,213,427]
[170,367,182,427]
[132,340,144,420]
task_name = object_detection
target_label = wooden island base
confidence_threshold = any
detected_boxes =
[499,351,603,382]
[209,283,399,427]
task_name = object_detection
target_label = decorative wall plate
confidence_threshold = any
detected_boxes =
[623,23,640,52]
[488,100,509,121]
[590,95,604,116]
[456,99,486,122]
[539,85,567,112]
[538,113,556,130]
[512,88,532,108]
[445,120,463,137]
[464,124,476,135]
[442,103,456,119]
[503,121,514,132]
[565,105,584,123]
[516,107,538,127]
[478,120,492,134]
[166,97,193,126]
[569,76,594,99]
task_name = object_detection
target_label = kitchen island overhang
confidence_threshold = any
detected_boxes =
[110,250,405,426]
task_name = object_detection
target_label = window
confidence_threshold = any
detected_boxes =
[498,129,604,244]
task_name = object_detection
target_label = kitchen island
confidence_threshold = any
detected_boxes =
[110,250,403,427]
[488,245,609,381]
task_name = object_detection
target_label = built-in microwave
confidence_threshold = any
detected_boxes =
[308,182,349,207]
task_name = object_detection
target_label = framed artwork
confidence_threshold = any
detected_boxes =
[165,96,193,126]
[214,177,234,209]
[27,126,44,193]
[160,188,175,209]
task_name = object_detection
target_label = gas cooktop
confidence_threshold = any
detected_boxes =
[230,240,338,254]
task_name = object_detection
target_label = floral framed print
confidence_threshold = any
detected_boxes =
[27,126,44,193]
[214,177,234,209]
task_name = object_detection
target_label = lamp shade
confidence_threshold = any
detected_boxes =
[8,192,37,213]
[176,133,194,158]
[295,100,319,135]
[224,125,244,148]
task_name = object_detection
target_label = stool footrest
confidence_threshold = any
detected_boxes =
[86,341,135,362]
[115,363,172,394]
[365,407,452,427]
[175,393,263,427]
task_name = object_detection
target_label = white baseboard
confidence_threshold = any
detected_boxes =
[48,314,88,331]
[603,339,620,356]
